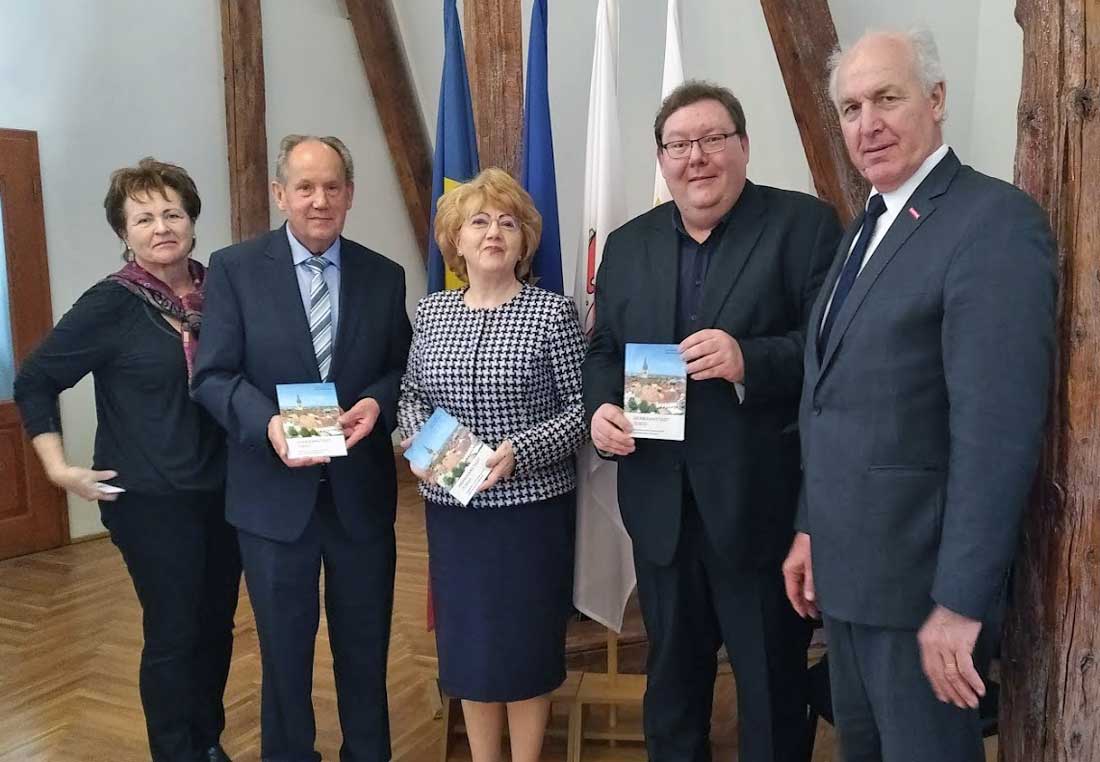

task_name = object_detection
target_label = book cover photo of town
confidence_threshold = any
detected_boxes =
[275,382,348,458]
[624,343,687,441]
[404,408,493,504]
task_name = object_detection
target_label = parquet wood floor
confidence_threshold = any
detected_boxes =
[0,471,996,761]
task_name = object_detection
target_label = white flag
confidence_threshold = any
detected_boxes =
[653,0,684,207]
[572,0,635,633]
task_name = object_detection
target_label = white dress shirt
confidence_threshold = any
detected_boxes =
[820,144,951,329]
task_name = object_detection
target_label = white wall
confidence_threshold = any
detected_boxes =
[0,0,425,537]
[0,0,1024,538]
[0,1,232,538]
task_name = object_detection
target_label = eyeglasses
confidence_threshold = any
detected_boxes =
[660,132,738,159]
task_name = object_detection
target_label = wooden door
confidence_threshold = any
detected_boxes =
[0,129,67,558]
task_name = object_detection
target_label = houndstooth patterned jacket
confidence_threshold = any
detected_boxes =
[398,284,588,508]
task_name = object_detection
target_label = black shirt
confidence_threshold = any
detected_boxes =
[14,280,225,495]
[673,204,736,341]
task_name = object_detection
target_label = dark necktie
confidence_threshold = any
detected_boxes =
[818,193,887,355]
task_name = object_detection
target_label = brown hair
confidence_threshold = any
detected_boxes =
[653,80,747,148]
[103,157,201,243]
[433,167,542,284]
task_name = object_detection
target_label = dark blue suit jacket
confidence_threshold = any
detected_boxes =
[192,225,412,543]
[798,151,1057,629]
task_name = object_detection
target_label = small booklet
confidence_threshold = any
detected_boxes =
[404,407,493,506]
[276,383,348,459]
[624,343,687,441]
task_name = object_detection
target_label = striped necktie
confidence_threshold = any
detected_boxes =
[303,255,333,380]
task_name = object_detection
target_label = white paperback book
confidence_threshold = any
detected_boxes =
[276,383,348,459]
[624,343,687,441]
[404,407,493,506]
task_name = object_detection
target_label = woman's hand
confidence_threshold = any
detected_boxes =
[477,440,515,493]
[50,465,121,502]
[399,437,433,482]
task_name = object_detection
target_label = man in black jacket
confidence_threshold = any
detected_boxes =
[583,81,841,762]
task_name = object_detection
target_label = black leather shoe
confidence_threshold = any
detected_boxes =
[203,747,231,762]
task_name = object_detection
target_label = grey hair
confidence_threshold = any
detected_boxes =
[274,134,355,184]
[827,28,947,108]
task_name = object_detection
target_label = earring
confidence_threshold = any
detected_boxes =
[123,242,135,261]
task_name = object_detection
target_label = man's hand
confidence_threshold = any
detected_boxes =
[917,604,985,709]
[477,440,516,493]
[268,415,331,468]
[591,403,635,456]
[781,532,819,618]
[680,329,744,383]
[399,437,432,482]
[338,398,381,450]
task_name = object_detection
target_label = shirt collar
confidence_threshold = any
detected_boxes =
[671,192,741,244]
[873,143,950,215]
[286,225,342,269]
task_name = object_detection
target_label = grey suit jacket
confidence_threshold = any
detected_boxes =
[797,150,1056,629]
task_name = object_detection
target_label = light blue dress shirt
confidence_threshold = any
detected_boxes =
[286,226,341,351]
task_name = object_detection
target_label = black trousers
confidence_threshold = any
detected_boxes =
[823,616,986,762]
[101,489,241,762]
[633,494,812,762]
[237,484,396,762]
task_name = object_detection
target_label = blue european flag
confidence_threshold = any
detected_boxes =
[520,0,563,295]
[428,0,480,292]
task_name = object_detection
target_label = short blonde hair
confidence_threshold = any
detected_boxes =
[434,167,542,283]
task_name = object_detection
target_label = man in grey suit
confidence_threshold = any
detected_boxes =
[782,29,1056,761]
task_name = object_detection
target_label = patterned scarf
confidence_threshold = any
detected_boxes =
[106,259,205,379]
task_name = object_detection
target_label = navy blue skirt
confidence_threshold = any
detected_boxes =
[426,491,575,702]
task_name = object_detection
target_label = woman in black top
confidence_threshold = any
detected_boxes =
[14,159,239,762]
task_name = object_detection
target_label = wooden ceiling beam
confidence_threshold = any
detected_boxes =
[464,0,524,177]
[1001,1,1100,758]
[347,0,433,264]
[760,0,868,225]
[219,0,270,242]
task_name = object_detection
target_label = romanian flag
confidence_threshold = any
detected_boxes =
[428,0,480,292]
[520,0,563,295]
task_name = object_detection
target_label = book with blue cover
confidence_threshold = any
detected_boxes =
[404,407,493,506]
[276,382,348,459]
[624,343,687,441]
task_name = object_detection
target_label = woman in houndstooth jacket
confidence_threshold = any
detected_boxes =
[398,168,586,762]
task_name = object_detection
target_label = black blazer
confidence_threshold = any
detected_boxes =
[797,151,1056,629]
[583,181,840,567]
[192,226,412,543]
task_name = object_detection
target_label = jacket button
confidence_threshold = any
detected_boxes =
[813,406,822,416]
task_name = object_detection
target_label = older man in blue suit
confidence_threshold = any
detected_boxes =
[783,30,1056,762]
[193,134,411,762]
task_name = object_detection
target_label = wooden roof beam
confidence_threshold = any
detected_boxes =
[220,0,270,242]
[347,0,433,265]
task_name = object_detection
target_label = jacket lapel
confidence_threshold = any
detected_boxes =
[265,224,322,378]
[808,221,861,371]
[647,205,680,343]
[329,237,364,380]
[818,151,961,380]
[696,181,765,329]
